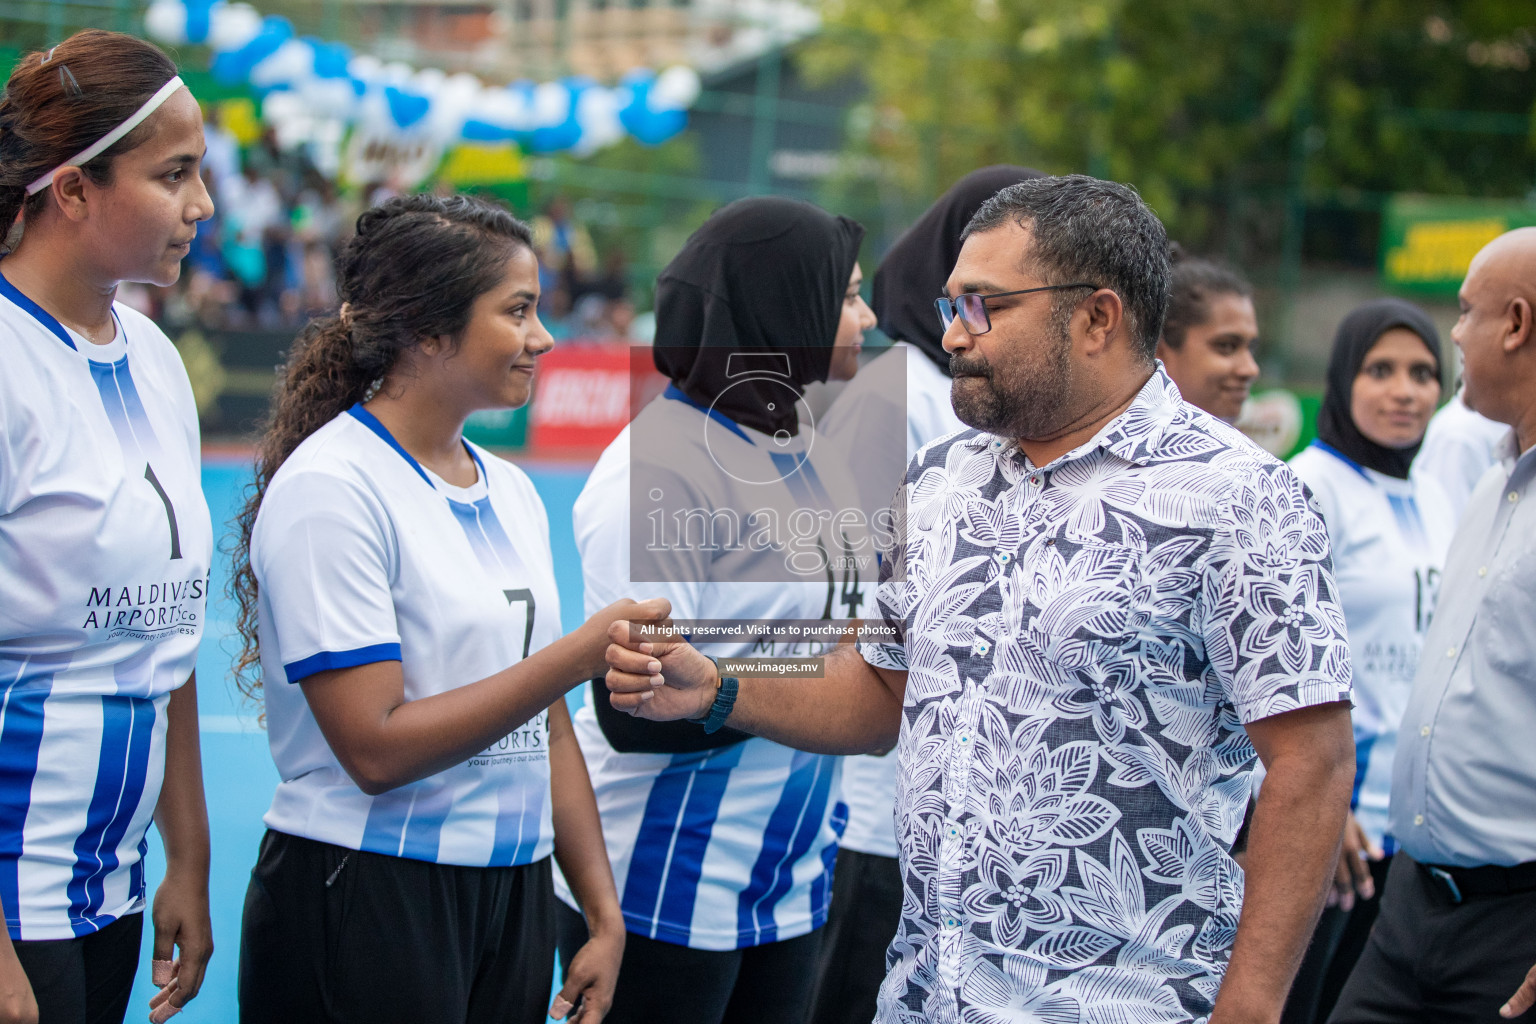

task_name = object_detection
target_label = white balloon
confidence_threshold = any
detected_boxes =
[532,81,571,127]
[411,67,446,96]
[469,86,532,132]
[249,38,315,90]
[261,89,306,125]
[348,54,384,84]
[143,0,187,45]
[381,61,414,85]
[297,76,359,120]
[573,86,623,156]
[652,65,701,111]
[354,90,393,133]
[424,81,479,144]
[207,2,262,52]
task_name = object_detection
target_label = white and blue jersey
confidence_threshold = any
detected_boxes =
[1290,440,1454,849]
[818,342,964,859]
[251,407,561,866]
[0,275,211,940]
[1413,389,1507,524]
[557,389,871,950]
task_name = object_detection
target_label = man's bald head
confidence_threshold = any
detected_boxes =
[1465,226,1536,303]
[1454,226,1536,444]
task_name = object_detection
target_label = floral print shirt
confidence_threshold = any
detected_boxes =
[857,368,1352,1024]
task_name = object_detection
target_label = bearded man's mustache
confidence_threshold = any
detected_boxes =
[949,354,992,378]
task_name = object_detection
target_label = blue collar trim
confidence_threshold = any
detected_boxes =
[663,382,753,446]
[0,268,77,351]
[347,403,485,490]
[1309,439,1373,482]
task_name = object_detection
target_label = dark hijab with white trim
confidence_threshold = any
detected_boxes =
[651,196,864,436]
[872,165,1045,373]
[1317,297,1442,479]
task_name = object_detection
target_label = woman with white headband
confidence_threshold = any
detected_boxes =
[0,30,215,1024]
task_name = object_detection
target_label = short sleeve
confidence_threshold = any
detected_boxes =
[252,469,401,684]
[1287,454,1342,545]
[1198,461,1353,724]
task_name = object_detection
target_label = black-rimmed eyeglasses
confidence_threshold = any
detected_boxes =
[934,283,1099,336]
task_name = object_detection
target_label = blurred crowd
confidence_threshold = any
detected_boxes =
[116,112,641,344]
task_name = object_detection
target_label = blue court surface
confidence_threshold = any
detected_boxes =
[125,455,594,1023]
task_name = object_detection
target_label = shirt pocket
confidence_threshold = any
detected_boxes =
[1485,548,1536,678]
[1019,536,1145,670]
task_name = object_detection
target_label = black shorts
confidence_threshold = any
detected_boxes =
[807,849,903,1024]
[239,829,555,1024]
[11,912,142,1024]
[555,899,823,1024]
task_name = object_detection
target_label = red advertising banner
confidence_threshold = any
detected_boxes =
[526,342,667,457]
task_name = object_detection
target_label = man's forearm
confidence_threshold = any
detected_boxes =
[1213,718,1353,1023]
[722,646,904,755]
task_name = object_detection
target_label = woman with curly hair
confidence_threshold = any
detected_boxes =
[231,193,667,1024]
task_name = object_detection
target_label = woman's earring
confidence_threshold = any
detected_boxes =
[362,378,384,402]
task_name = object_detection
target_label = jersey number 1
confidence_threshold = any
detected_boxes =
[144,464,182,560]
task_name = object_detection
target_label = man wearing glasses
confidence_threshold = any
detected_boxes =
[605,175,1356,1024]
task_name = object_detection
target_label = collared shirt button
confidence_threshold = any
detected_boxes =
[945,917,958,928]
[958,733,971,745]
[1447,646,1457,658]
[1509,491,1520,504]
[1478,566,1488,577]
[997,551,1011,564]
[1414,814,1425,826]
[1421,725,1431,737]
[1030,476,1039,485]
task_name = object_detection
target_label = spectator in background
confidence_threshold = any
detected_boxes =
[1283,299,1452,1024]
[605,297,639,344]
[1156,247,1261,423]
[200,102,241,195]
[222,162,283,323]
[1330,227,1536,1024]
[1414,383,1506,523]
[532,196,596,299]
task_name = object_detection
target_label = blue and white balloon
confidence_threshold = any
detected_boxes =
[145,0,699,156]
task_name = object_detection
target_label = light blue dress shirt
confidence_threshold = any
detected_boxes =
[1391,431,1536,867]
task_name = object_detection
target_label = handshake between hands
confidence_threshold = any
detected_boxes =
[602,615,722,723]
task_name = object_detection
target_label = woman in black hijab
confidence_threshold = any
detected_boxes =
[873,164,1045,373]
[1314,298,1443,477]
[1283,297,1451,1024]
[653,196,869,433]
[560,196,877,1024]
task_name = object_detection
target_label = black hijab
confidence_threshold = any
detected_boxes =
[872,165,1045,373]
[651,196,864,436]
[1317,297,1442,479]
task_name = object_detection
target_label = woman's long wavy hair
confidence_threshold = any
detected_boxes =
[230,193,534,698]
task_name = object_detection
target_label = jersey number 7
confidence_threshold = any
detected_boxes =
[503,588,537,660]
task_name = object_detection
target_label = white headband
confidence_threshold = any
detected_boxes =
[25,75,186,197]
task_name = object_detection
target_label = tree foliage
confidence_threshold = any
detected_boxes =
[804,0,1536,237]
